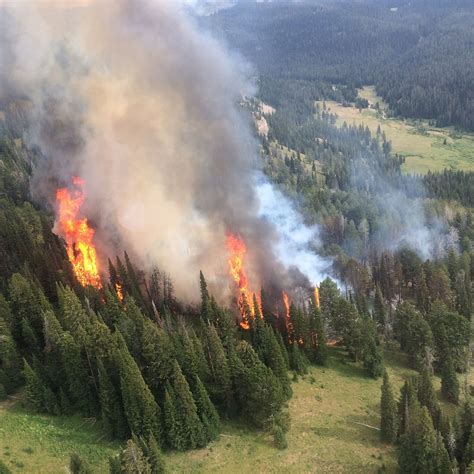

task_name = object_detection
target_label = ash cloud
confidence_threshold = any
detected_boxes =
[0,0,328,301]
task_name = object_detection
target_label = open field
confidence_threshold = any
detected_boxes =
[316,86,474,174]
[0,397,120,473]
[0,347,468,473]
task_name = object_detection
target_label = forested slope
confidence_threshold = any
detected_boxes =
[206,0,474,130]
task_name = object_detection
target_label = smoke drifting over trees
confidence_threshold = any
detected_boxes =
[0,0,326,300]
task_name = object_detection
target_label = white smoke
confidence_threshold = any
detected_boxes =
[255,174,331,286]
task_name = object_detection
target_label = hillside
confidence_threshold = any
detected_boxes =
[0,2,473,474]
[4,347,470,473]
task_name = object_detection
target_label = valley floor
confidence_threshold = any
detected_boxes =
[316,86,474,175]
[0,347,467,473]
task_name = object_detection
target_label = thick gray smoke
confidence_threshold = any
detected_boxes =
[0,0,327,301]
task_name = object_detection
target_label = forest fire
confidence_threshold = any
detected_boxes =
[313,286,320,309]
[55,177,102,290]
[282,290,294,342]
[115,282,124,302]
[226,233,260,329]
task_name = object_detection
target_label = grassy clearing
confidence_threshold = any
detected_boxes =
[168,348,414,474]
[316,86,474,174]
[0,397,120,473]
[0,347,466,473]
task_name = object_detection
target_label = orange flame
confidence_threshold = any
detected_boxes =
[56,177,102,289]
[115,282,124,302]
[313,286,320,309]
[226,233,260,329]
[282,290,294,342]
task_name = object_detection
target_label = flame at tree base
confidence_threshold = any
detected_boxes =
[55,177,102,290]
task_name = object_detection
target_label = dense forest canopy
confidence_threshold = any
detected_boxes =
[205,0,474,130]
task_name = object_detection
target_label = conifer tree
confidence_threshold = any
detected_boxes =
[397,406,438,473]
[275,330,290,370]
[0,313,22,393]
[124,251,145,308]
[361,318,383,378]
[163,385,180,450]
[434,431,452,474]
[373,285,387,328]
[380,371,397,443]
[201,322,232,410]
[22,359,46,411]
[199,271,210,323]
[309,305,328,366]
[397,379,418,436]
[190,374,220,443]
[142,434,166,474]
[59,332,94,415]
[459,401,473,461]
[117,336,162,441]
[258,325,292,399]
[140,319,175,398]
[169,360,205,449]
[234,341,285,428]
[290,343,308,375]
[440,355,459,404]
[418,367,441,428]
[98,359,129,439]
[8,273,50,343]
[57,284,90,343]
[463,431,474,472]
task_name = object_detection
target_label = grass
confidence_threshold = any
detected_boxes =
[167,348,415,474]
[0,347,467,473]
[316,86,474,174]
[0,397,120,473]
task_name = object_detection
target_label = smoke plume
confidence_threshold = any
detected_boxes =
[0,0,328,301]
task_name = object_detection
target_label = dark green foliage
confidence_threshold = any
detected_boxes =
[440,355,459,405]
[274,426,288,450]
[0,459,11,474]
[308,305,327,366]
[200,322,233,410]
[380,371,397,443]
[97,359,128,439]
[394,302,433,369]
[373,286,386,328]
[290,343,308,375]
[140,319,175,399]
[0,308,22,393]
[429,303,470,373]
[168,361,205,449]
[257,325,292,399]
[463,431,474,472]
[417,368,441,429]
[117,337,162,441]
[190,375,220,443]
[143,434,166,474]
[233,341,285,429]
[361,318,383,379]
[397,379,419,437]
[108,455,122,474]
[69,453,92,474]
[397,406,444,473]
[163,386,180,450]
[22,359,48,412]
